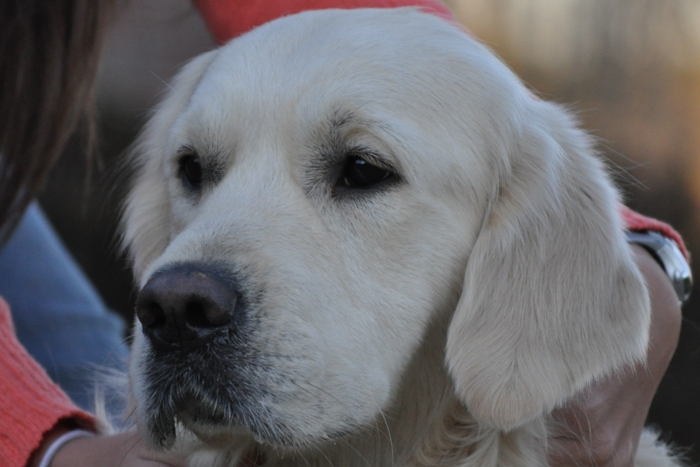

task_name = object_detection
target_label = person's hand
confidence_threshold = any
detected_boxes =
[29,428,188,467]
[547,245,682,467]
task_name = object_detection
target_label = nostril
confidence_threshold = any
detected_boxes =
[185,300,210,328]
[138,301,166,328]
[184,296,236,328]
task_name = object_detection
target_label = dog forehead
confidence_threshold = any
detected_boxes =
[209,8,466,83]
[183,8,514,131]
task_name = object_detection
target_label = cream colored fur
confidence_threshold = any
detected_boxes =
[123,8,676,467]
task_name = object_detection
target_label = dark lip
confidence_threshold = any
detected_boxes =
[144,325,235,353]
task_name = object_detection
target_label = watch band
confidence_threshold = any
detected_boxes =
[627,230,692,305]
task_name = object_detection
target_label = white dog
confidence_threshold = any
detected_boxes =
[123,8,678,467]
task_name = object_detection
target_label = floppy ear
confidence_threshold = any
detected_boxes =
[446,100,650,431]
[122,51,218,281]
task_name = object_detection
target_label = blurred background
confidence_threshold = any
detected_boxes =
[38,0,700,461]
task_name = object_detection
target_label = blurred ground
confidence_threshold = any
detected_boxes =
[40,0,700,462]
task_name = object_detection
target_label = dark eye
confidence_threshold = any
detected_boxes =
[340,155,392,188]
[179,155,202,188]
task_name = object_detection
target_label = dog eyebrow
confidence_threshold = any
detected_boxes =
[328,108,357,130]
[176,144,195,155]
[325,106,387,144]
[322,109,371,158]
[307,108,359,160]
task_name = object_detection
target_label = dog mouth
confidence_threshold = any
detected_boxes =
[141,353,315,452]
[140,346,266,448]
[142,391,238,449]
[141,362,353,456]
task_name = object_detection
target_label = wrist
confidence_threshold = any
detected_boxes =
[27,420,94,467]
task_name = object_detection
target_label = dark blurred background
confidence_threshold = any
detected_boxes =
[39,0,700,462]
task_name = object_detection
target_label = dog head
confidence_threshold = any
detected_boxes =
[123,8,649,454]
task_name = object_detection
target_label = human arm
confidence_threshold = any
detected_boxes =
[28,426,187,467]
[547,244,682,467]
[0,298,185,467]
[0,297,95,467]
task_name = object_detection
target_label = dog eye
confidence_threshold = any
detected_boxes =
[179,155,202,189]
[340,155,393,188]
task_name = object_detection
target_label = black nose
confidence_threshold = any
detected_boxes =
[136,263,241,350]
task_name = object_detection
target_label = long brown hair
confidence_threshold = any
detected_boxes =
[0,0,117,243]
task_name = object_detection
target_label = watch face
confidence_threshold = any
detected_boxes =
[676,273,693,305]
[627,230,693,305]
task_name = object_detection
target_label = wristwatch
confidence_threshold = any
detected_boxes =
[627,230,693,306]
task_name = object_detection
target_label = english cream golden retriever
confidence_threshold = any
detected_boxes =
[123,8,678,467]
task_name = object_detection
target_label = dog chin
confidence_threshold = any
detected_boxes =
[171,397,305,449]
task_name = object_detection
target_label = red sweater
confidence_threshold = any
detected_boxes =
[0,1,688,466]
[0,298,94,467]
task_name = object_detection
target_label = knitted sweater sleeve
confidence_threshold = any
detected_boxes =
[0,298,95,467]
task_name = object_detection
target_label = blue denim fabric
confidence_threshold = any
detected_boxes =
[0,203,129,411]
